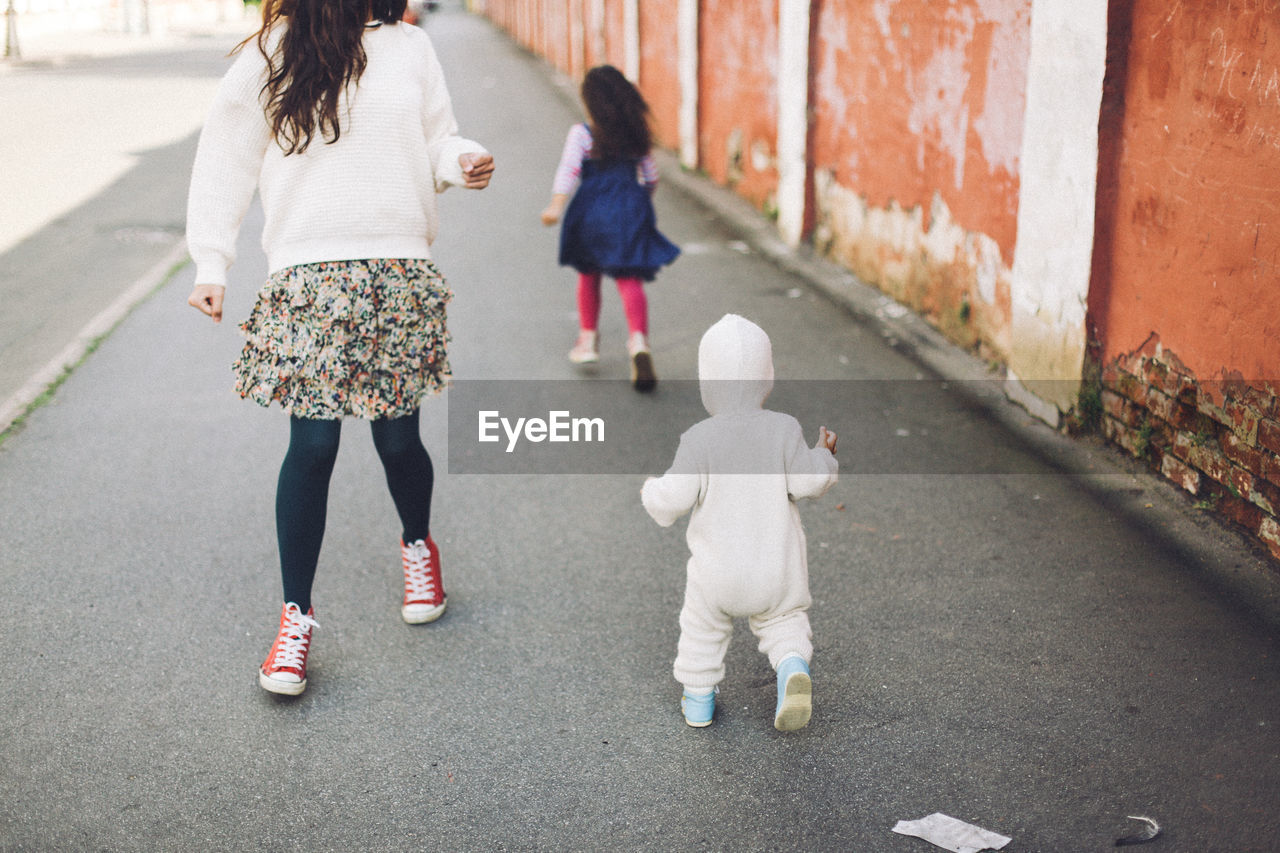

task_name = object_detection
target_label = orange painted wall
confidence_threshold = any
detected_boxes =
[482,0,619,81]
[809,0,1028,261]
[601,3,625,72]
[546,0,565,74]
[1090,0,1280,389]
[697,0,779,209]
[637,3,681,152]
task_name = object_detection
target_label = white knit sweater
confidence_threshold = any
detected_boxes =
[186,21,487,287]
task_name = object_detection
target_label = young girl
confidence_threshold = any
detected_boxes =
[185,0,494,696]
[540,65,679,392]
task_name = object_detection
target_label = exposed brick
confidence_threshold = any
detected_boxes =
[1259,418,1280,457]
[1222,431,1265,474]
[1143,358,1170,394]
[1255,478,1280,515]
[1142,386,1198,431]
[1101,389,1136,425]
[1217,491,1263,530]
[1117,350,1147,377]
[1227,467,1270,514]
[1145,386,1175,424]
[1223,400,1261,444]
[1173,373,1200,404]
[1144,359,1195,400]
[1262,451,1280,488]
[1241,386,1278,420]
[1248,485,1277,516]
[1260,517,1280,558]
[1185,441,1233,486]
[1161,453,1201,494]
[1149,442,1168,468]
[1197,394,1228,423]
[1099,355,1280,564]
[1171,400,1200,430]
[1104,419,1147,459]
[1120,373,1148,405]
[1171,429,1195,463]
[1105,369,1147,406]
[1185,408,1220,437]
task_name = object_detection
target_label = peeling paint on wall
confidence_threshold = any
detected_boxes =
[809,0,1028,367]
[811,0,1029,260]
[813,169,1012,362]
[698,0,779,209]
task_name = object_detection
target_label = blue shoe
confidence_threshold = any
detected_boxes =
[774,656,812,731]
[681,688,716,727]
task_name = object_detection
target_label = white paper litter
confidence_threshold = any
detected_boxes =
[892,813,1012,853]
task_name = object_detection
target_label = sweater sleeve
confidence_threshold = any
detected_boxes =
[784,418,838,500]
[185,48,273,288]
[418,29,487,191]
[641,432,704,527]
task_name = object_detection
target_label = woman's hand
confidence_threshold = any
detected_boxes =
[188,284,225,323]
[459,152,495,189]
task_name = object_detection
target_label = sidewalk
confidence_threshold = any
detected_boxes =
[0,13,253,434]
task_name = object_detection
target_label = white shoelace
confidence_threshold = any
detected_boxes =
[403,541,437,600]
[269,607,318,671]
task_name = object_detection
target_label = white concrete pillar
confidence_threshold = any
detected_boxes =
[776,0,810,248]
[623,0,639,83]
[678,0,699,169]
[1006,0,1108,426]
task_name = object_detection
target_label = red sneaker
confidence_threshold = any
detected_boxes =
[259,602,318,696]
[402,537,446,624]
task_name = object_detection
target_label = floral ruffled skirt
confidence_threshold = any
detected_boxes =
[233,259,452,420]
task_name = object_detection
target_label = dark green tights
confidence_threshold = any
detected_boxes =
[276,410,433,612]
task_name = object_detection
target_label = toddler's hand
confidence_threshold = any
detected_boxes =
[816,426,837,455]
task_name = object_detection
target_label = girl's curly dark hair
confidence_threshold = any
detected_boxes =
[247,0,408,155]
[581,65,653,162]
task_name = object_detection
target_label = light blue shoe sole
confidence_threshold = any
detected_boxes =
[774,671,812,731]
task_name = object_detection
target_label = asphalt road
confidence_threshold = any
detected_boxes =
[2,6,1279,851]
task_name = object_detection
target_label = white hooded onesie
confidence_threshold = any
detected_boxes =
[641,314,838,691]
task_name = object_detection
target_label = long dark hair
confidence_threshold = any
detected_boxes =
[248,0,408,155]
[581,65,653,162]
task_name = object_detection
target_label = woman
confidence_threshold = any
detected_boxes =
[186,0,494,695]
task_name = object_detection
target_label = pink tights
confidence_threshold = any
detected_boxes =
[577,272,648,335]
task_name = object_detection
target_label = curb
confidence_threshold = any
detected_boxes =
[0,240,189,437]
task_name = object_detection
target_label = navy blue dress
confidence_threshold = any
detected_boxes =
[558,157,680,281]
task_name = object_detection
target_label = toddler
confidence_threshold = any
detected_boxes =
[641,314,838,730]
